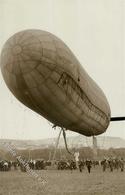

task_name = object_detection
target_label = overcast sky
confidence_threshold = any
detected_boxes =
[0,0,125,140]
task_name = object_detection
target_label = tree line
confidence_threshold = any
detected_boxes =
[1,147,125,161]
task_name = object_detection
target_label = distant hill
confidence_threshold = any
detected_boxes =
[0,135,125,151]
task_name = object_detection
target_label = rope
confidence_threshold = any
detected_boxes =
[62,128,74,156]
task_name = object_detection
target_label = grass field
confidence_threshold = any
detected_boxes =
[0,167,125,195]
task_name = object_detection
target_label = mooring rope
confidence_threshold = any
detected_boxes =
[62,128,74,156]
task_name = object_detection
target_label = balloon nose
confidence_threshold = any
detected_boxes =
[0,30,57,91]
[1,30,44,75]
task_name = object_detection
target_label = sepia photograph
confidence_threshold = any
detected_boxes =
[0,0,125,194]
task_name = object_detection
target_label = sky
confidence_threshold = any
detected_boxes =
[0,0,125,140]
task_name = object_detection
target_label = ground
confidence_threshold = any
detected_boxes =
[0,167,125,195]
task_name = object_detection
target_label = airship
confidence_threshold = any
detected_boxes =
[0,29,124,137]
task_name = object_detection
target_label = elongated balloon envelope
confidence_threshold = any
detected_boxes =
[0,29,111,136]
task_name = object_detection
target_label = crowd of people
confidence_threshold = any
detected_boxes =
[0,157,124,173]
[0,159,45,172]
[101,157,124,172]
[56,157,125,173]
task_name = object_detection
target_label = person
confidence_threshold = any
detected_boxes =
[69,160,75,173]
[74,151,79,169]
[108,158,114,172]
[119,158,124,172]
[86,159,92,173]
[101,158,107,172]
[78,160,84,172]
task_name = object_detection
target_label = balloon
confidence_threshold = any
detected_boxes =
[0,29,111,136]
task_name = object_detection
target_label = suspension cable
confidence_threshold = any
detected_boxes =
[62,128,74,156]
